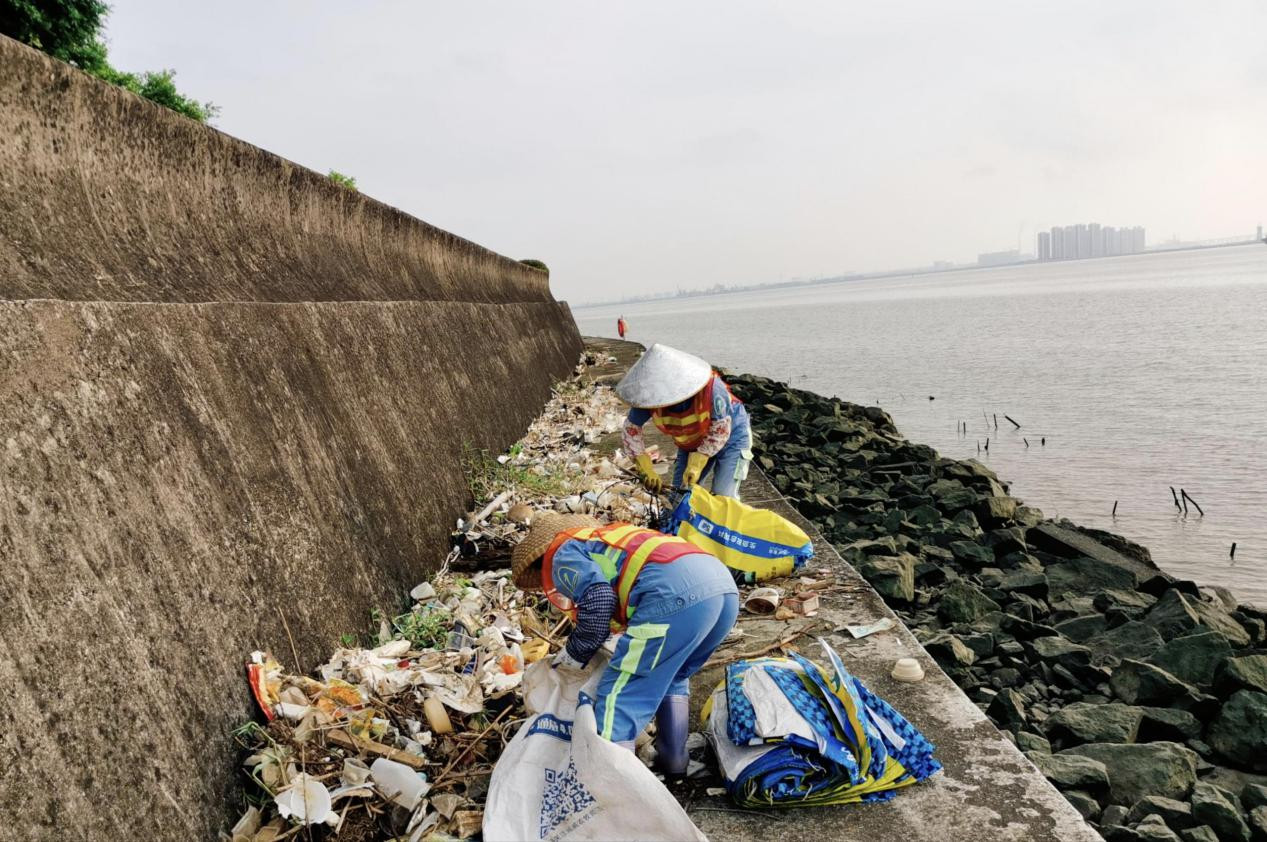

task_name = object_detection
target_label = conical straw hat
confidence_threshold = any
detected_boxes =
[614,344,712,409]
[512,513,602,590]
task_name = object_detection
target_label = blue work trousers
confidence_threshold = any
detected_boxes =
[592,592,740,743]
[673,408,753,499]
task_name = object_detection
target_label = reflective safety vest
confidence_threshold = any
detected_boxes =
[541,523,702,630]
[650,373,740,452]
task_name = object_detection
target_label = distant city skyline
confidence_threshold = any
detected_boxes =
[1037,223,1145,261]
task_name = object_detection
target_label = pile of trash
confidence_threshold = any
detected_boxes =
[225,356,668,841]
[229,568,564,841]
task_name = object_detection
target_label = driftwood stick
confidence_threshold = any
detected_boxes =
[1180,488,1204,516]
[703,621,822,669]
[1005,415,1021,429]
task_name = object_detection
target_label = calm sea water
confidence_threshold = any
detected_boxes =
[575,245,1267,606]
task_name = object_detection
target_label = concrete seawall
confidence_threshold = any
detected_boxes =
[0,34,581,840]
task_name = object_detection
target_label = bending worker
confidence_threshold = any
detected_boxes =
[617,343,752,499]
[512,513,738,776]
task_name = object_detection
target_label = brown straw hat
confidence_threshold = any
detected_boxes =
[512,513,602,590]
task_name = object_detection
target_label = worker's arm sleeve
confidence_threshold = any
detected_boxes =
[565,583,617,665]
[696,378,734,457]
[549,540,611,603]
[621,408,652,458]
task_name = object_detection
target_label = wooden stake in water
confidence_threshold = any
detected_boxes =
[993,413,998,430]
[1023,438,1029,448]
[1180,488,1204,516]
[984,437,990,452]
[1112,500,1118,517]
[1170,486,1181,511]
[1005,415,1022,429]
[1230,542,1237,560]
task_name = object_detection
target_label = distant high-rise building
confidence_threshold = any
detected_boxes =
[1037,231,1051,260]
[1063,225,1077,259]
[1041,221,1147,260]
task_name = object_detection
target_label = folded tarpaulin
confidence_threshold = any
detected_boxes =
[703,639,940,807]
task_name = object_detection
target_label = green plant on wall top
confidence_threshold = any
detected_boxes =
[1,0,218,122]
[328,170,358,190]
[519,259,549,274]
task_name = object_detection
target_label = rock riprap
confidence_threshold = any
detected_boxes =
[726,372,1267,841]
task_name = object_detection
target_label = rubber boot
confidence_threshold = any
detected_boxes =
[653,695,690,777]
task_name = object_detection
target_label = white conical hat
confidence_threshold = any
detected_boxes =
[615,343,713,408]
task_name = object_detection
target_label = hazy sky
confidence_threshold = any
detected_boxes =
[103,1,1267,303]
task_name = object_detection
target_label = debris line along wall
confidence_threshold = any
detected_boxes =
[0,34,582,841]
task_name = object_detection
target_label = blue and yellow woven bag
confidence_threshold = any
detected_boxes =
[666,485,814,581]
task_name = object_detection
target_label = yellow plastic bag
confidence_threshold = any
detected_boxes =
[669,485,813,581]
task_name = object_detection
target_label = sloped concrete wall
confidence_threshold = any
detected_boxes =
[0,34,550,304]
[0,34,582,840]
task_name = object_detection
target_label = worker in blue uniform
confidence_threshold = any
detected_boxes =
[512,513,739,775]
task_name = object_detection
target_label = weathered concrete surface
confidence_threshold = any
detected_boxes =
[1,302,579,839]
[585,339,1100,842]
[0,34,550,304]
[1,32,582,840]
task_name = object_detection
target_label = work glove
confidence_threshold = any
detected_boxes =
[551,647,586,672]
[635,453,664,494]
[682,451,709,488]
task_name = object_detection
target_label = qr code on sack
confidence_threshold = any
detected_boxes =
[539,758,596,837]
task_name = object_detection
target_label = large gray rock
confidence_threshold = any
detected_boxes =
[1189,782,1251,842]
[1215,654,1267,698]
[949,540,997,568]
[1207,690,1267,771]
[977,495,1020,526]
[1044,702,1143,745]
[1147,633,1234,688]
[1128,796,1197,830]
[1111,660,1202,706]
[938,580,1001,623]
[1048,556,1138,599]
[1029,635,1093,670]
[924,632,977,667]
[1248,807,1267,842]
[1243,784,1267,811]
[1060,742,1199,806]
[1091,622,1169,665]
[988,688,1028,728]
[1130,815,1185,842]
[1026,751,1110,792]
[1001,570,1049,599]
[859,554,917,603]
[1182,827,1222,842]
[1138,707,1203,742]
[1057,614,1110,643]
[1144,590,1251,648]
